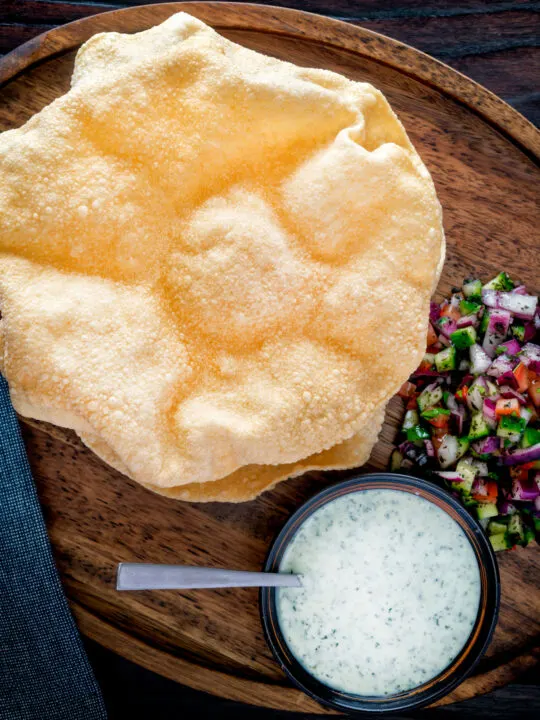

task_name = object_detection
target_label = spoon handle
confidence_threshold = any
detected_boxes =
[116,563,302,590]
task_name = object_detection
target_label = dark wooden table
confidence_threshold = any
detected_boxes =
[2,1,539,718]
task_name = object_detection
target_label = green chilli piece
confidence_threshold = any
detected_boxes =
[511,324,526,342]
[421,408,450,420]
[483,272,514,292]
[459,299,482,315]
[450,326,477,349]
[406,425,430,444]
[497,414,526,439]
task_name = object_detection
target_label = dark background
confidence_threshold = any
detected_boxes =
[3,1,539,718]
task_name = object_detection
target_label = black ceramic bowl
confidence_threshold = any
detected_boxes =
[260,472,500,715]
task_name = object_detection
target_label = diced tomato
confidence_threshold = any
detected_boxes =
[417,359,433,372]
[427,323,438,347]
[427,343,443,353]
[484,480,498,503]
[398,381,417,399]
[510,466,529,482]
[529,377,540,409]
[495,398,520,417]
[406,396,418,410]
[455,385,468,404]
[439,301,461,322]
[513,362,529,393]
[426,414,449,430]
[431,428,447,454]
[472,480,498,504]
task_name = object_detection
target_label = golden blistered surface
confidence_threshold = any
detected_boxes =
[0,14,444,497]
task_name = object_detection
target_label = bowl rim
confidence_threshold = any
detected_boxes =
[260,472,500,714]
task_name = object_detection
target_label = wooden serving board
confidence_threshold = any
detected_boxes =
[1,3,539,713]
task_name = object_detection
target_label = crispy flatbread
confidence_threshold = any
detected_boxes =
[78,406,385,502]
[0,14,444,497]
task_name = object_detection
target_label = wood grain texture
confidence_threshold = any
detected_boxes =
[0,2,539,713]
[2,1,539,125]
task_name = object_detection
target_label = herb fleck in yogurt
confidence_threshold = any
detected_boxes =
[277,489,481,697]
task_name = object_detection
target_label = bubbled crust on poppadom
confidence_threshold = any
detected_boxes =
[0,13,444,492]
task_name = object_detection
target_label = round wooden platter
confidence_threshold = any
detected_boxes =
[1,2,539,714]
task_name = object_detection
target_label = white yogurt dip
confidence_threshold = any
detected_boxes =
[277,489,481,697]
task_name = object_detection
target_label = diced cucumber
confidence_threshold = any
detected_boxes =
[417,385,443,412]
[524,525,535,546]
[468,380,486,412]
[435,346,456,372]
[460,299,482,315]
[483,272,514,292]
[468,412,491,440]
[402,409,419,430]
[489,533,510,552]
[521,426,540,448]
[450,326,477,349]
[476,503,498,520]
[462,494,478,511]
[389,449,404,472]
[488,519,509,535]
[437,435,469,469]
[462,278,482,299]
[507,514,525,546]
[497,414,526,440]
[455,459,478,493]
[457,437,470,458]
[511,324,526,342]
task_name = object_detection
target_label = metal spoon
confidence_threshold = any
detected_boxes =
[116,563,302,591]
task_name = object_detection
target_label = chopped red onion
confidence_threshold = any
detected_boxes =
[438,318,458,338]
[438,333,451,347]
[450,406,465,435]
[520,343,540,373]
[482,309,511,357]
[434,471,464,483]
[482,289,538,319]
[497,338,521,356]
[429,302,441,324]
[499,385,527,404]
[498,498,517,515]
[502,443,540,466]
[469,344,491,374]
[457,314,477,328]
[471,434,499,455]
[487,354,518,378]
[524,322,537,341]
[510,476,540,501]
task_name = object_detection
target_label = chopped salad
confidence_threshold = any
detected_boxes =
[390,272,540,551]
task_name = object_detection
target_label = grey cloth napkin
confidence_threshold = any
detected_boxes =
[0,374,107,720]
